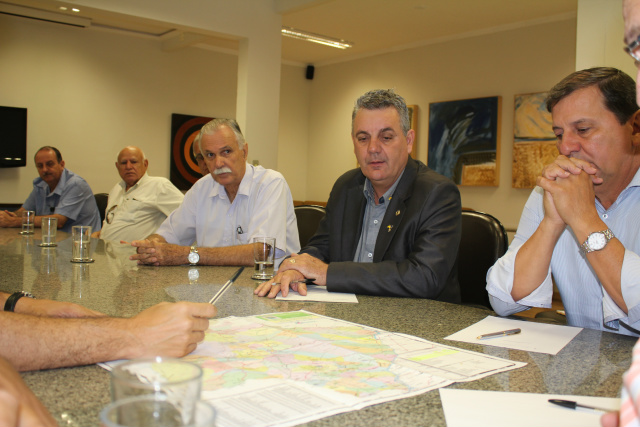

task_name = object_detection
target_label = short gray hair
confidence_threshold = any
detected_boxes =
[192,131,201,157]
[199,118,245,153]
[352,89,411,136]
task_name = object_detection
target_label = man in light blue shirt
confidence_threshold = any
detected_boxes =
[487,67,640,336]
[0,146,101,233]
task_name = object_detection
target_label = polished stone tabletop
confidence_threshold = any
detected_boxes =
[0,228,635,427]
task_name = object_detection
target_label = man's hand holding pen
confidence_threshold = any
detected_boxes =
[254,253,328,298]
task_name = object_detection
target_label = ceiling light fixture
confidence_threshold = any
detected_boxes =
[281,26,353,49]
[0,2,90,27]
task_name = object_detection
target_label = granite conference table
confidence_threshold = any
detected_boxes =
[1,227,636,427]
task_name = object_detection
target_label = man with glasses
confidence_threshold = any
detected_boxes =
[95,146,184,241]
[487,67,640,337]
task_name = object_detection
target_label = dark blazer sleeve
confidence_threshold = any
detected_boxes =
[303,159,461,301]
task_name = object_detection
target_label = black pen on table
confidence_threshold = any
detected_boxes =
[209,267,244,304]
[477,328,521,340]
[548,399,610,413]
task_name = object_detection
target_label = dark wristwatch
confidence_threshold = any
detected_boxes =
[4,291,35,312]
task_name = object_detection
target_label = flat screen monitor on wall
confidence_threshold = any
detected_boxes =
[0,106,27,168]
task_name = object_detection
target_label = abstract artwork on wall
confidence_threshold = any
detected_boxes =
[512,92,557,188]
[428,96,501,186]
[170,113,213,191]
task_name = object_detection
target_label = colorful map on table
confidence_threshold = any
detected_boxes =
[182,311,526,427]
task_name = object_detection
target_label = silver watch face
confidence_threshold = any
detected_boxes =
[188,252,199,264]
[587,232,607,250]
[188,268,199,281]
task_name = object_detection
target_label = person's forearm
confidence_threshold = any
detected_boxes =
[569,217,627,313]
[199,244,253,266]
[512,218,564,301]
[0,312,133,371]
[0,212,21,228]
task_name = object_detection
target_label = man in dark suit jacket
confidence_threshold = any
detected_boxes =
[255,89,461,301]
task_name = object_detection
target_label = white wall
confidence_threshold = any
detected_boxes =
[71,0,284,170]
[576,0,636,77]
[301,18,577,230]
[0,12,583,233]
[277,65,312,199]
[0,14,237,198]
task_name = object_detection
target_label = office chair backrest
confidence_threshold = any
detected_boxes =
[294,205,326,248]
[94,193,109,224]
[458,211,509,309]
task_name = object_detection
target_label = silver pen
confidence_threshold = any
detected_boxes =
[477,328,521,340]
[209,267,244,304]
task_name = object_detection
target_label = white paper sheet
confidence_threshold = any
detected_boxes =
[275,284,358,303]
[439,388,619,427]
[445,316,582,355]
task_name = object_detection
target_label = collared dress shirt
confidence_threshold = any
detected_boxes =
[486,169,640,336]
[155,164,300,266]
[353,172,403,263]
[23,168,101,233]
[99,173,184,241]
[300,157,461,301]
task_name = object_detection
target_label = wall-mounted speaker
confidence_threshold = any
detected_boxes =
[305,65,315,80]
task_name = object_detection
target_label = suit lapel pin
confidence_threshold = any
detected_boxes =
[387,225,393,232]
[395,210,400,216]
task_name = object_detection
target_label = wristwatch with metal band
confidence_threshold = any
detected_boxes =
[4,291,35,312]
[188,245,200,265]
[580,229,615,255]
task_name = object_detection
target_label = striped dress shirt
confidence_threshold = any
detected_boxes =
[486,170,640,336]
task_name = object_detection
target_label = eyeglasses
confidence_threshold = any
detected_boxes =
[106,205,118,224]
[624,35,640,62]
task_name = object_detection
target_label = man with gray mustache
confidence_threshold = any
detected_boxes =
[130,118,300,266]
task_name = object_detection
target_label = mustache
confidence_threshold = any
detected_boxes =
[214,167,232,175]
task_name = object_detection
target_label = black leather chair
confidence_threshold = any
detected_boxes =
[458,210,509,309]
[94,193,109,224]
[294,205,326,248]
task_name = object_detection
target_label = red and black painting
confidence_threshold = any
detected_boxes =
[170,113,213,191]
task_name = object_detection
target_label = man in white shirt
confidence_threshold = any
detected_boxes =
[96,146,184,241]
[486,67,640,336]
[130,118,300,266]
